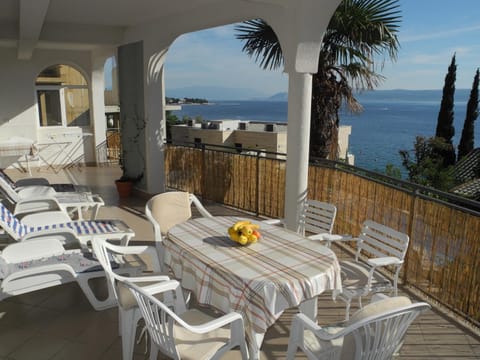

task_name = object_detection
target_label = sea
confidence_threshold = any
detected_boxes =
[171,89,477,176]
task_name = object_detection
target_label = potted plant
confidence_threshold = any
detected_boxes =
[115,170,143,198]
[115,110,145,198]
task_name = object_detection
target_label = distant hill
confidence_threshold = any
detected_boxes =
[261,89,472,103]
[167,86,268,101]
[267,92,288,101]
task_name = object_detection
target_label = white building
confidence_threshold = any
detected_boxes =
[172,120,354,164]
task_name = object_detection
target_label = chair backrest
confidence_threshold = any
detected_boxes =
[356,220,409,263]
[1,238,65,264]
[145,191,212,240]
[339,300,430,360]
[0,171,20,202]
[123,279,188,359]
[299,199,337,237]
[0,202,28,240]
[91,238,121,299]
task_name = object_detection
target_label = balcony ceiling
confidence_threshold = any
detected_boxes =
[0,0,288,59]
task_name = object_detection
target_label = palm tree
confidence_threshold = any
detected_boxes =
[235,0,401,160]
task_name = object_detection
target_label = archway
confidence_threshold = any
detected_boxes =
[36,64,90,127]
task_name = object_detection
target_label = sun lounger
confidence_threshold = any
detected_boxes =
[0,170,104,220]
[0,203,135,249]
[0,238,139,310]
[0,168,86,191]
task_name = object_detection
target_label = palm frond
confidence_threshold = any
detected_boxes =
[235,19,284,70]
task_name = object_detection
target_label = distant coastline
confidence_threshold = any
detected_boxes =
[166,96,209,105]
[171,89,478,176]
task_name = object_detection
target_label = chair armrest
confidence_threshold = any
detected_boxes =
[184,311,245,334]
[90,194,105,206]
[13,198,63,216]
[21,229,80,246]
[3,263,76,283]
[308,233,351,242]
[367,257,403,268]
[16,186,56,198]
[120,274,170,283]
[262,218,284,225]
[292,313,346,341]
[21,210,72,225]
[14,177,50,187]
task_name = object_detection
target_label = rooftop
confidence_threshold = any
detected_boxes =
[0,165,479,359]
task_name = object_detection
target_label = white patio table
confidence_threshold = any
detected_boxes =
[164,216,342,359]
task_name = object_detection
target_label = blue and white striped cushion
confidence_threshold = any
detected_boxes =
[27,220,122,235]
[0,202,124,238]
[0,204,28,237]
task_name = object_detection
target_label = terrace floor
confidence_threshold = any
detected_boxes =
[0,165,479,359]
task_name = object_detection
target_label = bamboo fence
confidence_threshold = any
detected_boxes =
[165,143,480,327]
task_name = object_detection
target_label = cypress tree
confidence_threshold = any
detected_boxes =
[435,54,457,165]
[458,68,479,160]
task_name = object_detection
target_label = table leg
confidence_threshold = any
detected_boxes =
[299,296,318,322]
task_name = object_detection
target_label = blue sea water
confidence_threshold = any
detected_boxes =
[171,89,477,175]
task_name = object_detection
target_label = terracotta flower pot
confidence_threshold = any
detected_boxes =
[115,180,134,198]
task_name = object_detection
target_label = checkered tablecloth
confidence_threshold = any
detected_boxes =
[165,216,342,338]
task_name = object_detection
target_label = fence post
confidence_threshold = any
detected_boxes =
[403,188,419,285]
[201,144,207,199]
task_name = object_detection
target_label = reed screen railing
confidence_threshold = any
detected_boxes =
[165,143,480,328]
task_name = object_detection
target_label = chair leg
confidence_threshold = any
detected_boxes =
[286,316,302,360]
[121,308,141,360]
[76,274,116,311]
[344,297,352,321]
[286,343,298,360]
[149,343,159,360]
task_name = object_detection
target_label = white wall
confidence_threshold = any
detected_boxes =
[0,47,104,168]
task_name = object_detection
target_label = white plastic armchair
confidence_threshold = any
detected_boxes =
[91,238,170,360]
[123,279,249,360]
[287,295,430,360]
[145,191,212,271]
[336,220,410,320]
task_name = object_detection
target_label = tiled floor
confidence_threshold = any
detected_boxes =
[0,165,479,359]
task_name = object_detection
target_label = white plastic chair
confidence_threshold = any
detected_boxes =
[123,279,249,360]
[263,199,341,243]
[286,295,430,360]
[0,202,134,249]
[334,220,410,320]
[0,170,104,220]
[145,191,212,271]
[0,238,126,310]
[299,199,339,242]
[91,238,170,360]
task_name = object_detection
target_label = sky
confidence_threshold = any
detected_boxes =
[105,1,480,98]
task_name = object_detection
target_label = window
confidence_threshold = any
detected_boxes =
[36,65,90,127]
[37,89,62,126]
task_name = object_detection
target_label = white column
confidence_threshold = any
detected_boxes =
[90,49,112,164]
[284,71,312,232]
[143,42,168,194]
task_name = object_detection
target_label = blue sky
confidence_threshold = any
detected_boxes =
[107,0,480,98]
[107,1,480,97]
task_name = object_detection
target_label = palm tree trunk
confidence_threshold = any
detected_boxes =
[310,73,340,160]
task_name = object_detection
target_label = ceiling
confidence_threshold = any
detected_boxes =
[0,0,268,58]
